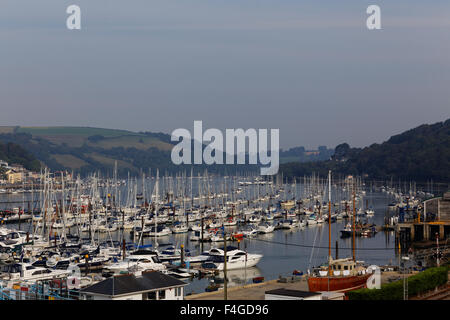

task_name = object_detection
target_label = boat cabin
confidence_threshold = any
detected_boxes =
[318,258,361,277]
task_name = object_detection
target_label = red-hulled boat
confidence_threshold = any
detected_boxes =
[307,258,371,292]
[307,171,370,293]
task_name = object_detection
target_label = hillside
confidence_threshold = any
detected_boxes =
[0,126,257,176]
[2,120,448,181]
[0,126,175,176]
[0,140,41,172]
[281,119,450,182]
[279,146,334,164]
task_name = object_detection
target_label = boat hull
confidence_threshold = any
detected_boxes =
[307,274,371,292]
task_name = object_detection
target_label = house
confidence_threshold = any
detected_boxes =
[80,271,187,300]
[9,164,24,172]
[265,288,322,300]
[6,169,23,184]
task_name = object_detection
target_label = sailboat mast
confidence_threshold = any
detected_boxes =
[352,185,356,262]
[328,170,331,261]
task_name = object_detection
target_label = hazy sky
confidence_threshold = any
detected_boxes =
[1,1,449,149]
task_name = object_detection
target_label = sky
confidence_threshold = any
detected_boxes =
[0,1,449,149]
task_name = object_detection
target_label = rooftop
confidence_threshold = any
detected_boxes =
[80,271,187,297]
[265,288,321,298]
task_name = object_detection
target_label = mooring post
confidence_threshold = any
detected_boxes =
[335,240,339,259]
[85,254,89,276]
[122,239,126,261]
[181,244,185,268]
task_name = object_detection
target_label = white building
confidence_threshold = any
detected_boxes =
[80,271,187,301]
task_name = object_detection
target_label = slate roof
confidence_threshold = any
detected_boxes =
[265,288,321,298]
[80,271,187,297]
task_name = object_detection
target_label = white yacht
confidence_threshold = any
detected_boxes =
[277,219,300,230]
[242,227,259,238]
[257,223,275,234]
[144,225,171,237]
[103,251,166,275]
[202,247,263,271]
[306,214,318,225]
[0,263,72,282]
[171,223,189,234]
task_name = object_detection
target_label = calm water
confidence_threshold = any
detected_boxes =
[1,182,399,294]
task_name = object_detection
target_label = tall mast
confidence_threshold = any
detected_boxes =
[328,170,332,262]
[352,184,356,262]
[190,167,193,210]
[154,169,159,249]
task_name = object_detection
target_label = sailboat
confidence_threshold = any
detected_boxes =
[307,171,371,292]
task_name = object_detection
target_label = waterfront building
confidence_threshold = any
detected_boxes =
[5,169,23,184]
[397,191,450,245]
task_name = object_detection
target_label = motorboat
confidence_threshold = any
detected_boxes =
[257,223,275,234]
[248,215,262,224]
[190,230,212,242]
[103,252,166,275]
[143,225,171,237]
[0,262,72,282]
[210,231,233,242]
[171,223,189,234]
[223,218,237,226]
[241,227,259,238]
[201,247,262,271]
[159,246,191,262]
[276,219,300,230]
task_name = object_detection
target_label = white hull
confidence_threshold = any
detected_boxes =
[213,254,262,270]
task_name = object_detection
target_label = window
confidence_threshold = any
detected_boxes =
[146,291,157,300]
[175,287,182,297]
[158,290,166,300]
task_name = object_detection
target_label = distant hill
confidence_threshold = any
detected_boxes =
[0,126,258,176]
[0,126,175,176]
[279,146,334,164]
[2,120,448,181]
[281,119,450,182]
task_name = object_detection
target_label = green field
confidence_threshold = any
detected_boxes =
[51,154,88,169]
[12,126,173,149]
[16,126,139,137]
[87,153,136,170]
[87,135,173,151]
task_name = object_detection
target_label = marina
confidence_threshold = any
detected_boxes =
[0,169,445,299]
